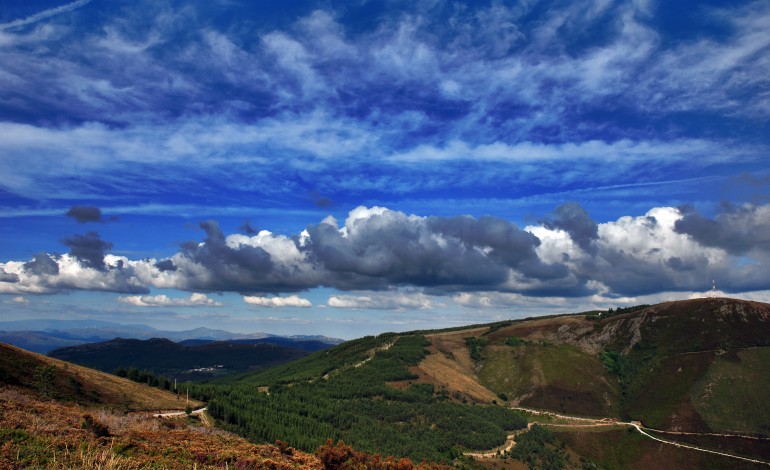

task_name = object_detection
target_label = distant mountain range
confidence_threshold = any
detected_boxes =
[48,337,334,381]
[0,319,343,354]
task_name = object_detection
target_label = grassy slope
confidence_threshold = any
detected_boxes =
[0,342,200,411]
[690,347,770,434]
[216,334,383,386]
[478,343,620,417]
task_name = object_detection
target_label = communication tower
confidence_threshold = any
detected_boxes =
[705,279,719,298]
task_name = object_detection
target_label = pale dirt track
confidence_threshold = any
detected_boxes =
[153,406,208,418]
[467,406,770,466]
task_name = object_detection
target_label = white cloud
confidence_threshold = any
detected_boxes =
[116,292,223,307]
[243,295,312,308]
[387,138,755,165]
[328,291,434,310]
[2,203,770,302]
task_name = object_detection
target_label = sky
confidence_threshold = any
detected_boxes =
[1,0,769,339]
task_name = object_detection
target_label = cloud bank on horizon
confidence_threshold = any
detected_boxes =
[2,203,769,302]
[0,0,769,332]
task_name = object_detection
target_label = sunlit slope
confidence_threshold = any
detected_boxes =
[411,298,770,433]
[0,342,200,410]
[413,321,620,416]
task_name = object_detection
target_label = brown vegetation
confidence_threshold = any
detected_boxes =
[0,342,201,410]
[400,330,498,403]
[555,428,769,470]
[0,384,322,469]
[315,440,451,470]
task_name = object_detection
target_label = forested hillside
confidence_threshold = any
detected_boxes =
[185,298,770,468]
[191,334,528,463]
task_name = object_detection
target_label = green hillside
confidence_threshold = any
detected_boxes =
[191,334,528,464]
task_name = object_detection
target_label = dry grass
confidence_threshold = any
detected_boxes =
[0,342,201,411]
[0,384,322,469]
[401,330,498,403]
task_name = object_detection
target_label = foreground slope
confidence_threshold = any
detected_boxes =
[0,386,323,469]
[0,342,201,410]
[0,342,327,469]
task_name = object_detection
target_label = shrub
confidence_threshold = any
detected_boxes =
[81,414,110,438]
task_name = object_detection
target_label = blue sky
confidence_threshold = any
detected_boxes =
[1,0,769,338]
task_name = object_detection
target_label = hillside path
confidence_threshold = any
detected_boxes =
[154,406,208,418]
[507,406,770,466]
[464,430,521,459]
[322,340,395,380]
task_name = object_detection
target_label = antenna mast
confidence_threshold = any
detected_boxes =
[706,278,719,298]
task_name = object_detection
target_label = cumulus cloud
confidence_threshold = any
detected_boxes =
[0,254,149,295]
[62,232,112,271]
[0,267,19,283]
[243,295,312,308]
[674,204,770,256]
[116,292,222,307]
[3,203,770,301]
[543,202,598,253]
[23,253,59,276]
[328,291,434,310]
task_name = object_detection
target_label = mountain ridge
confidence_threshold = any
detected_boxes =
[0,320,343,354]
[48,336,335,381]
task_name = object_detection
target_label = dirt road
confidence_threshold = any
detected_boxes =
[154,406,207,418]
[507,406,770,466]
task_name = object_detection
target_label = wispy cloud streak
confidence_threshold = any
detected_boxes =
[0,0,94,31]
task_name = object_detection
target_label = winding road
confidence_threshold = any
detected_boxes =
[491,406,770,466]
